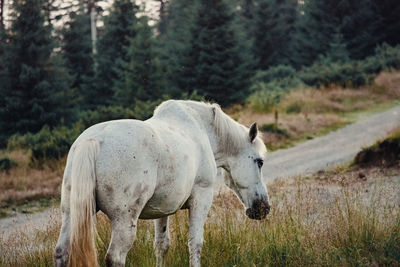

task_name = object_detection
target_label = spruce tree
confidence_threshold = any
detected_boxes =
[292,0,379,66]
[0,0,72,144]
[61,7,95,108]
[373,0,400,47]
[115,16,165,106]
[180,0,252,106]
[95,0,138,106]
[253,0,298,69]
[157,0,200,97]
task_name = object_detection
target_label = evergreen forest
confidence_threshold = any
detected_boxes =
[0,0,400,155]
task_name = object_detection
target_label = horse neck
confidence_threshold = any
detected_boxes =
[201,112,243,169]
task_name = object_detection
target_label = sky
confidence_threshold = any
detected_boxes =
[2,0,161,28]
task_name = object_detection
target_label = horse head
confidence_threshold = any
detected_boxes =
[223,122,270,220]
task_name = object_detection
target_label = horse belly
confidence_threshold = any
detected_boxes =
[139,178,193,219]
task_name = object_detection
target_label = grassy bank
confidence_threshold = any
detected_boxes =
[1,165,399,266]
[0,150,62,218]
[234,71,400,150]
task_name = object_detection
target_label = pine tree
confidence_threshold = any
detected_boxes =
[0,0,72,144]
[157,0,200,97]
[338,0,380,59]
[179,0,252,106]
[115,16,165,106]
[373,0,400,47]
[292,0,379,67]
[253,0,298,69]
[61,7,95,108]
[326,31,349,62]
[95,0,138,106]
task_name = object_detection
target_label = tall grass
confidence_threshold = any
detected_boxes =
[1,176,399,266]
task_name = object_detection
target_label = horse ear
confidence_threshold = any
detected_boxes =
[249,122,258,143]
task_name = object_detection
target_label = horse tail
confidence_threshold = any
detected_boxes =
[68,139,100,267]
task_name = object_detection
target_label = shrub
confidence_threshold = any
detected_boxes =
[252,65,303,91]
[78,105,136,129]
[253,65,297,84]
[0,157,18,172]
[363,44,400,74]
[7,125,82,165]
[247,82,283,112]
[299,60,368,88]
[133,98,166,121]
[260,123,290,137]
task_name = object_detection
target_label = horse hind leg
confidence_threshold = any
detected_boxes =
[154,217,170,267]
[105,187,152,267]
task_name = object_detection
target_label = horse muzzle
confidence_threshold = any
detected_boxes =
[245,199,270,220]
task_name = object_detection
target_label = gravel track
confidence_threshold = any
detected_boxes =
[263,105,400,182]
[1,105,400,239]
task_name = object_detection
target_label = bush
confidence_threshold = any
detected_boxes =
[78,105,136,129]
[0,157,18,172]
[253,65,297,84]
[247,82,283,112]
[260,123,290,137]
[363,44,400,74]
[133,98,166,121]
[247,66,304,112]
[252,65,303,91]
[299,60,368,88]
[8,125,82,165]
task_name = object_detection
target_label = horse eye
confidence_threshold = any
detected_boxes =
[254,158,264,168]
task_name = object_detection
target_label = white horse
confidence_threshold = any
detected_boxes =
[54,100,270,267]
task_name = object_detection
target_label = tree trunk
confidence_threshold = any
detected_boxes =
[0,0,5,28]
[90,5,97,55]
[158,0,168,35]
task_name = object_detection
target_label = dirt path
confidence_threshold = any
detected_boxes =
[0,207,59,240]
[263,105,400,182]
[1,105,400,240]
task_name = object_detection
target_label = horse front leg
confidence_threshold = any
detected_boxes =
[187,186,213,267]
[154,216,170,267]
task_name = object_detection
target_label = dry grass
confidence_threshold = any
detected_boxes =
[375,71,400,97]
[1,165,399,267]
[0,150,64,217]
[230,71,400,150]
[237,112,345,150]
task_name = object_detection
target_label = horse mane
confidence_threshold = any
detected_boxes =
[210,103,249,154]
[153,100,256,154]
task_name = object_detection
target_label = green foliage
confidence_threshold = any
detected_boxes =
[0,157,18,172]
[0,0,73,146]
[179,0,252,107]
[252,0,298,69]
[7,106,138,163]
[61,7,95,108]
[252,65,301,86]
[114,15,166,105]
[365,44,400,73]
[78,105,136,129]
[157,0,200,97]
[260,123,290,137]
[247,65,303,112]
[8,125,81,165]
[299,59,369,88]
[292,0,379,67]
[247,82,283,112]
[95,0,138,106]
[372,0,400,48]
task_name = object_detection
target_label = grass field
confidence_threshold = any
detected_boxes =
[1,164,399,266]
[0,71,400,266]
